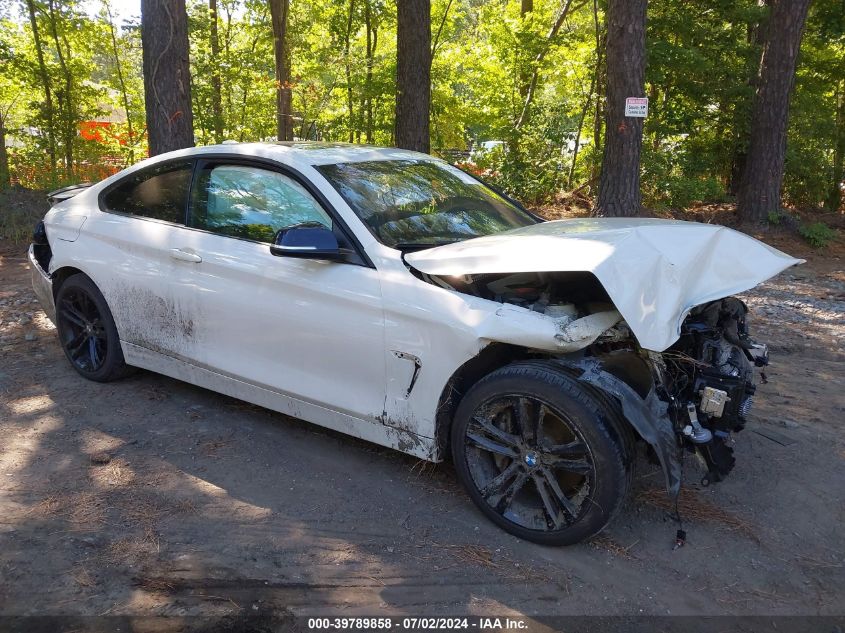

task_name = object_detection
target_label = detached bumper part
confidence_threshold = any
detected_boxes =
[572,359,683,498]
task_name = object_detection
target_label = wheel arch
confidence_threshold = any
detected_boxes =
[434,347,657,465]
[51,266,88,298]
[433,342,536,459]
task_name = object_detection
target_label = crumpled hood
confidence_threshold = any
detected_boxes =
[405,218,803,351]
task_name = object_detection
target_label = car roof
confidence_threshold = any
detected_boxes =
[151,141,438,169]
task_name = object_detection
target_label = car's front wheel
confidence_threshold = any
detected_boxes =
[451,361,631,546]
[55,273,133,382]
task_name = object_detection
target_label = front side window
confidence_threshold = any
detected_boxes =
[102,161,193,223]
[315,159,537,248]
[191,164,332,243]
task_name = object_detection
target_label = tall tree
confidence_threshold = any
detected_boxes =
[0,35,20,190]
[46,0,74,176]
[826,80,845,212]
[594,0,647,217]
[103,0,136,163]
[513,0,580,130]
[363,0,379,143]
[727,1,770,196]
[141,0,194,155]
[269,0,293,141]
[395,0,431,153]
[0,108,9,190]
[344,0,356,143]
[737,0,812,223]
[209,0,224,143]
[590,0,605,185]
[25,0,57,183]
[517,0,533,103]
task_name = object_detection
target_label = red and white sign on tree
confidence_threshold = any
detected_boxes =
[625,97,648,118]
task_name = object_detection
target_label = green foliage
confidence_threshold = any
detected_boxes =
[641,144,727,209]
[472,141,566,204]
[799,221,837,248]
[782,0,844,209]
[0,0,841,214]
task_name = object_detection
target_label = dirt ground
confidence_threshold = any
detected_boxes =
[1,226,844,626]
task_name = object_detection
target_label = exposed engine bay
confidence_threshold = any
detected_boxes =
[666,297,768,485]
[417,269,769,492]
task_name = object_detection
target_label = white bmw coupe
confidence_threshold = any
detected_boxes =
[30,142,801,545]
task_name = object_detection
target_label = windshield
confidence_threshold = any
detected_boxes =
[315,159,537,248]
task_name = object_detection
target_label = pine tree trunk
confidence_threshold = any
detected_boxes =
[0,113,10,190]
[737,0,811,223]
[826,81,845,212]
[395,0,431,153]
[209,0,224,143]
[141,0,194,156]
[269,0,293,141]
[518,0,533,101]
[589,0,604,186]
[47,0,74,178]
[364,0,376,143]
[344,0,356,143]
[593,0,647,217]
[728,0,770,196]
[25,0,57,183]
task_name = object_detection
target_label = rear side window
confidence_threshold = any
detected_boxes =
[102,161,193,224]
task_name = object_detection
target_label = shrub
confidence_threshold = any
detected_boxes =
[798,222,836,248]
[472,142,566,204]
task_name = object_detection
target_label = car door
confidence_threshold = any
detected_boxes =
[171,159,387,423]
[85,159,197,357]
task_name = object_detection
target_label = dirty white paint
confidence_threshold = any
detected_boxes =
[36,143,804,462]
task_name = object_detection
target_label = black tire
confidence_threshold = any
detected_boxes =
[451,361,630,546]
[55,273,134,382]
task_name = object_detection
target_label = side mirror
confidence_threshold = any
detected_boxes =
[270,225,347,261]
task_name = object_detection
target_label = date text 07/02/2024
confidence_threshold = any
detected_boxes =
[306,617,529,630]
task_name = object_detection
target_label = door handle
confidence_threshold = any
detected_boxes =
[170,248,202,263]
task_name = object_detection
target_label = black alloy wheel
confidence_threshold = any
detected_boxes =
[58,286,107,373]
[451,362,630,546]
[55,274,133,382]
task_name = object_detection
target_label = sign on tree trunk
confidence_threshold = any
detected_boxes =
[625,97,648,118]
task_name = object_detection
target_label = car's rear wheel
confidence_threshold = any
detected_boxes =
[451,361,630,546]
[55,274,133,382]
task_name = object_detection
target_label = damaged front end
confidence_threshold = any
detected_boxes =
[577,296,770,496]
[417,269,771,498]
[663,297,768,485]
[403,219,802,501]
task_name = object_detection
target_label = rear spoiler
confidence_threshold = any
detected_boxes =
[47,183,93,206]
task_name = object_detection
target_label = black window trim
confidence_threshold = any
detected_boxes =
[98,157,196,227]
[98,154,374,268]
